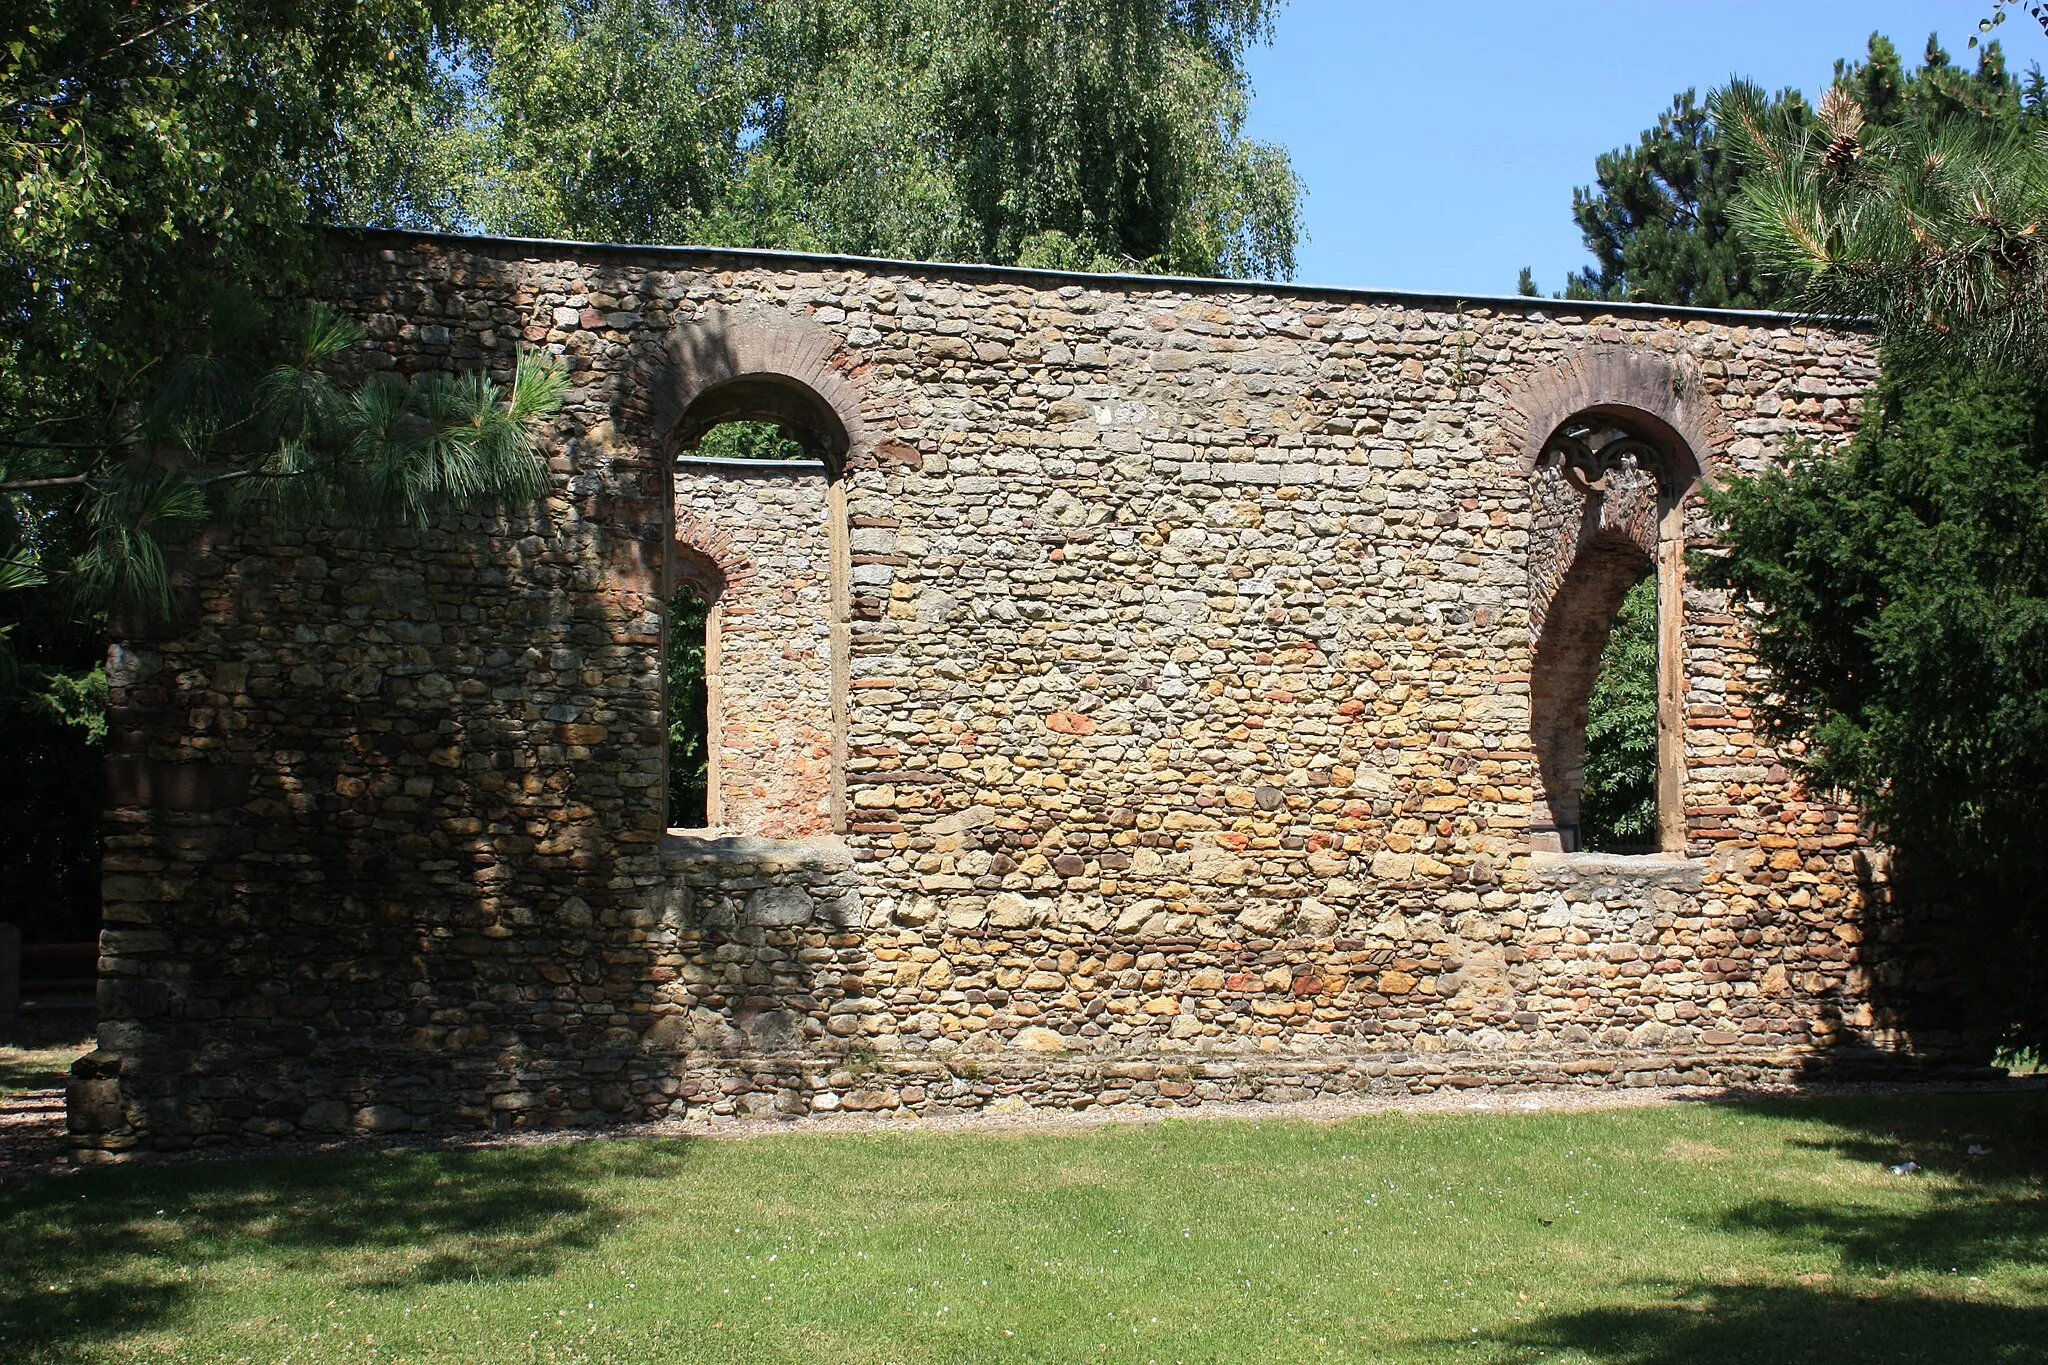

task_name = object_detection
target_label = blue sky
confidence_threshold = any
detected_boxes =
[1241,1,2025,295]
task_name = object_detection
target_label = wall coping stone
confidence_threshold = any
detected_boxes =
[674,456,830,475]
[335,225,1872,328]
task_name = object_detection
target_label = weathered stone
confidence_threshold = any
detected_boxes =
[1295,899,1340,937]
[1237,901,1290,935]
[354,1105,413,1134]
[987,893,1044,929]
[65,1078,122,1134]
[1012,1027,1068,1053]
[301,1101,349,1133]
[747,886,815,927]
[74,231,1939,1158]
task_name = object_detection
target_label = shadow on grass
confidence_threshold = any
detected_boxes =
[0,1137,698,1359]
[1499,1283,2046,1364]
[1713,1092,2048,1277]
[1496,1092,2048,1363]
[0,1047,85,1099]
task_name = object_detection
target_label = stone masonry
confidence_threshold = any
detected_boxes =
[672,455,840,836]
[71,230,1955,1155]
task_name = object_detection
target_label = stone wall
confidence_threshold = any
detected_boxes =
[73,230,1959,1157]
[670,456,841,836]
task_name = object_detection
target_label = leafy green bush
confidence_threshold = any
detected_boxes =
[1582,574,1660,850]
[666,587,711,829]
[1702,360,2048,1054]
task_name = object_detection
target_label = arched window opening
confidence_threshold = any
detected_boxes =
[1529,416,1692,855]
[667,391,845,837]
[670,373,848,473]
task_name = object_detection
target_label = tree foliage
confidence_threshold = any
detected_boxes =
[1,1,467,440]
[1567,84,1811,308]
[1717,55,2048,374]
[1700,363,2048,1053]
[1,2,577,944]
[5,298,564,620]
[333,0,1303,279]
[2,0,1301,928]
[1566,34,2039,306]
[2,3,565,635]
[1580,574,1660,851]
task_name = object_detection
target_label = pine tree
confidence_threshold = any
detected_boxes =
[1719,45,2048,374]
[1568,33,2037,308]
[1568,84,1810,308]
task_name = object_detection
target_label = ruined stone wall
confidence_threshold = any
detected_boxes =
[671,457,840,836]
[74,231,1954,1155]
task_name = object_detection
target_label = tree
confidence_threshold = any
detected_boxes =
[1700,31,2048,1052]
[1699,363,2048,1054]
[2,2,469,451]
[1717,64,2048,375]
[2,3,565,630]
[1978,1,2048,46]
[333,0,1303,279]
[1579,575,1660,851]
[1568,84,1811,308]
[1562,40,2048,1052]
[1567,33,2036,307]
[1,3,568,948]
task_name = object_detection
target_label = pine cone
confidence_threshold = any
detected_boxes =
[1818,86,1865,174]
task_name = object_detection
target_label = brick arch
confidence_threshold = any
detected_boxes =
[1519,380,1698,854]
[671,514,751,596]
[650,307,870,472]
[1492,344,1729,485]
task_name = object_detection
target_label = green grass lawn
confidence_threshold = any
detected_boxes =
[0,1040,89,1101]
[1,1093,2043,1364]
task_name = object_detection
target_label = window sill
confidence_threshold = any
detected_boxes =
[1528,848,1705,887]
[658,829,851,870]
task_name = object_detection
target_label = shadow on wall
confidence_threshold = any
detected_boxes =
[85,292,872,1149]
[81,457,692,1142]
[1731,842,1992,1080]
[636,834,866,1116]
[0,1138,700,1357]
